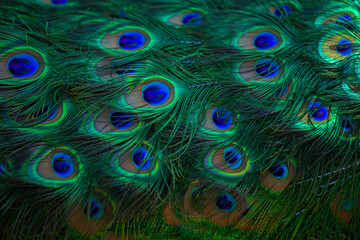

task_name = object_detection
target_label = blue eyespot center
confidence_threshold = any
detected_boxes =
[342,199,354,210]
[45,108,58,121]
[269,162,288,179]
[51,152,74,178]
[254,32,278,50]
[51,0,67,4]
[274,5,292,17]
[224,147,242,169]
[142,81,170,105]
[212,108,233,129]
[115,67,137,76]
[83,197,104,219]
[336,39,353,56]
[182,12,203,25]
[35,105,57,121]
[335,15,353,24]
[215,192,236,212]
[118,31,147,50]
[112,60,138,76]
[308,101,328,122]
[276,85,289,97]
[132,147,151,171]
[110,112,133,129]
[341,116,354,132]
[255,58,280,78]
[8,53,39,78]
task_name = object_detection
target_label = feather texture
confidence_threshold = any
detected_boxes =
[1,0,360,239]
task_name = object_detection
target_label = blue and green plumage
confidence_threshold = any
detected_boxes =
[1,0,360,239]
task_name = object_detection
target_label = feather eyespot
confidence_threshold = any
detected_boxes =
[101,28,151,52]
[132,147,151,171]
[235,58,283,82]
[83,196,105,220]
[223,147,243,169]
[94,57,144,80]
[297,100,332,125]
[235,28,283,51]
[212,108,233,129]
[182,181,202,218]
[330,194,360,223]
[67,194,113,235]
[0,49,45,81]
[167,10,205,26]
[119,31,147,50]
[204,144,250,179]
[201,106,236,132]
[254,32,278,49]
[51,0,67,4]
[339,115,358,139]
[315,11,356,25]
[39,0,67,4]
[341,116,354,132]
[214,192,237,212]
[181,12,203,25]
[27,147,81,185]
[335,15,354,24]
[109,112,135,130]
[336,39,353,56]
[275,81,292,99]
[182,182,248,225]
[269,4,293,17]
[269,162,288,180]
[111,143,159,178]
[3,102,66,127]
[308,101,329,122]
[119,77,176,109]
[255,58,280,78]
[342,199,354,211]
[142,81,170,105]
[8,53,39,78]
[86,107,140,135]
[260,161,295,192]
[51,152,74,178]
[201,188,247,226]
[36,103,66,125]
[318,33,356,63]
[275,5,292,17]
[113,62,139,77]
[0,164,5,174]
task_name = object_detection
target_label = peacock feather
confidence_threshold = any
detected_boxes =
[1,0,360,239]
